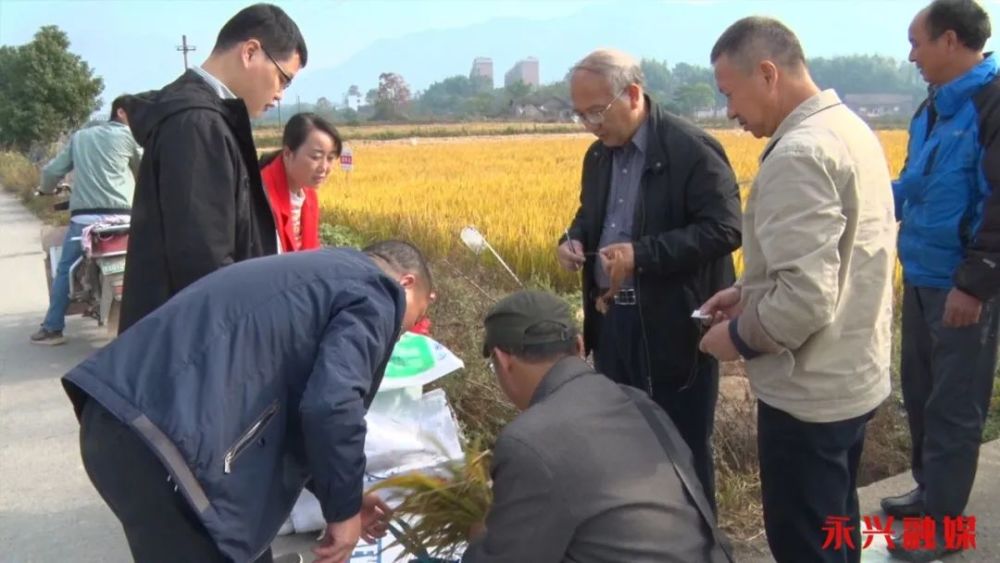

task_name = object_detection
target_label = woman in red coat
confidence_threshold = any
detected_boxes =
[261,113,437,334]
[260,113,342,252]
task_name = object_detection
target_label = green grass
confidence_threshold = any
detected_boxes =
[0,151,69,225]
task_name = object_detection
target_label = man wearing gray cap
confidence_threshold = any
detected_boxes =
[462,290,732,563]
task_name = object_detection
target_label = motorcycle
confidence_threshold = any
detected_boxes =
[38,183,129,337]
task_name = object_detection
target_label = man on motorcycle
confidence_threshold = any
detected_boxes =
[31,95,141,345]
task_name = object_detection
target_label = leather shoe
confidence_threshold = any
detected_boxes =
[881,487,925,518]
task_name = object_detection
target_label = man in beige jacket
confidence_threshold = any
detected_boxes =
[699,17,897,563]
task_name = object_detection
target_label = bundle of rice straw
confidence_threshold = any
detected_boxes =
[368,443,492,561]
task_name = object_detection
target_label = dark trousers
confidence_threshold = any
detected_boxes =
[594,302,719,511]
[900,284,1000,520]
[79,398,274,563]
[757,400,872,563]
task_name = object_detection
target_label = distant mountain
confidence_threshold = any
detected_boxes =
[290,0,937,103]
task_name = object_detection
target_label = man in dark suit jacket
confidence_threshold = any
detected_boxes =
[464,290,732,563]
[557,48,742,508]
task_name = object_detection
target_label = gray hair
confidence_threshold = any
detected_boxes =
[710,17,806,73]
[570,49,645,92]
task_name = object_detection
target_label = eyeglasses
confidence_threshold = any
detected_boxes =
[262,47,293,90]
[573,87,629,126]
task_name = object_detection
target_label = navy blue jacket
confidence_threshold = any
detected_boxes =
[63,248,404,562]
[894,54,1000,301]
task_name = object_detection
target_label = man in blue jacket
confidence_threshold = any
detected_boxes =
[883,1,1000,560]
[62,241,433,563]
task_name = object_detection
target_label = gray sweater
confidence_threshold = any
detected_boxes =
[462,357,729,563]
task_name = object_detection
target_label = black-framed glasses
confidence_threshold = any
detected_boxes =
[573,87,629,126]
[262,47,293,90]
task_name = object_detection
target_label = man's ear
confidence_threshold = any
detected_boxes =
[942,29,960,51]
[399,273,417,289]
[628,83,642,108]
[759,61,779,87]
[240,39,261,68]
[494,348,514,374]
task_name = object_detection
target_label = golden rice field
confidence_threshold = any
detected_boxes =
[254,121,579,148]
[317,130,909,290]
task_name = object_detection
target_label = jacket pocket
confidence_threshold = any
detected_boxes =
[224,401,280,474]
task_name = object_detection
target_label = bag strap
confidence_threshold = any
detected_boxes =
[631,395,736,563]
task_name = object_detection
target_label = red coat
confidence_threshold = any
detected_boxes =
[410,317,432,336]
[261,157,320,252]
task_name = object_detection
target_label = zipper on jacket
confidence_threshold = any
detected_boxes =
[634,170,655,398]
[922,144,940,176]
[224,402,279,474]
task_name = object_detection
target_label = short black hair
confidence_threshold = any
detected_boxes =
[710,16,806,72]
[213,3,308,67]
[259,113,342,167]
[363,240,433,292]
[925,0,991,51]
[109,95,135,122]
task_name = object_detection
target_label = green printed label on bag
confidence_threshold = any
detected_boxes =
[385,334,436,379]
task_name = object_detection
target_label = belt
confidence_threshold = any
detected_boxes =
[593,288,637,306]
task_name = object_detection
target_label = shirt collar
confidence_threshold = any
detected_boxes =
[934,53,998,117]
[628,117,649,154]
[528,356,594,407]
[761,89,842,163]
[191,65,237,100]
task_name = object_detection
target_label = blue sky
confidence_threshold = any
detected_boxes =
[2,0,999,110]
[0,1,592,74]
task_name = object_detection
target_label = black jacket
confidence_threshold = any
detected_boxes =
[566,98,742,389]
[119,70,277,333]
[65,249,404,563]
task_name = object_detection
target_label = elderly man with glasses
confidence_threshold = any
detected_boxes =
[556,48,742,511]
[119,3,307,333]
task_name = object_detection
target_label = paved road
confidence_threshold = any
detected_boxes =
[2,188,996,562]
[739,438,1000,562]
[0,189,130,562]
[0,189,323,562]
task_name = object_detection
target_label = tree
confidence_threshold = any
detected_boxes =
[504,80,531,101]
[372,72,411,121]
[315,97,334,117]
[417,75,477,116]
[365,88,378,107]
[810,55,925,99]
[0,26,104,151]
[672,83,716,117]
[470,75,493,94]
[534,80,569,101]
[337,107,359,124]
[640,58,673,104]
[347,84,361,97]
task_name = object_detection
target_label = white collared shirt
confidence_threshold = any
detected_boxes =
[191,65,237,100]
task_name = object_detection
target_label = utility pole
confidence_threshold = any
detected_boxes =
[176,35,196,70]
